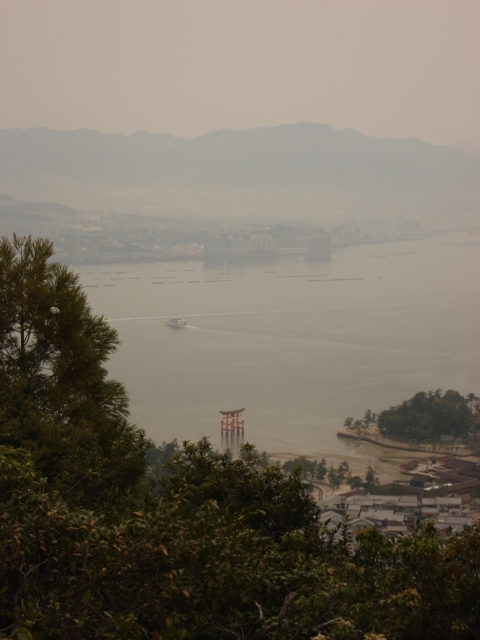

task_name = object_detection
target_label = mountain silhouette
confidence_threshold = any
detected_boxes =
[1,123,478,216]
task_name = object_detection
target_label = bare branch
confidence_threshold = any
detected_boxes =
[254,601,264,621]
[278,591,297,622]
[259,591,298,639]
[314,617,342,631]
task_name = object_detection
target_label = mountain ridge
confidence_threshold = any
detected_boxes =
[1,123,478,216]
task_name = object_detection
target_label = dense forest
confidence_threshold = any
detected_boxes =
[344,391,479,445]
[377,390,478,444]
[1,236,479,640]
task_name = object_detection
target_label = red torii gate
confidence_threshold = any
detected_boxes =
[220,408,245,434]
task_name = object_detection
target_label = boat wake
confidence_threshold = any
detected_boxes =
[107,308,313,323]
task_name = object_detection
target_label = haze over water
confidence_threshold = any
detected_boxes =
[78,231,480,456]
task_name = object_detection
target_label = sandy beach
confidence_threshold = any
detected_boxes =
[269,440,435,477]
[268,440,453,500]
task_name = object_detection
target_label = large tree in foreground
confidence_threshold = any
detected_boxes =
[0,235,147,504]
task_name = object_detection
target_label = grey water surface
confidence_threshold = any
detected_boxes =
[77,231,480,456]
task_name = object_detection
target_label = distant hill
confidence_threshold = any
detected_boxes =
[1,124,479,217]
[0,192,78,216]
[451,143,480,158]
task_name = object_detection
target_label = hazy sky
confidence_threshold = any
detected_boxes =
[1,0,479,146]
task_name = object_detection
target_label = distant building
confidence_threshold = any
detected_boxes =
[275,234,302,249]
[317,493,475,540]
[410,473,434,488]
[306,235,331,261]
[249,234,274,253]
[306,236,331,252]
[204,235,249,258]
[400,460,419,472]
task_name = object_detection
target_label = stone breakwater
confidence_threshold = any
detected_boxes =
[336,429,473,457]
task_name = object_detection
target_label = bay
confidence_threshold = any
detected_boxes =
[77,231,480,456]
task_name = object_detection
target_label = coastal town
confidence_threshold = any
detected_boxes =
[2,192,476,266]
[316,453,480,540]
[272,393,480,542]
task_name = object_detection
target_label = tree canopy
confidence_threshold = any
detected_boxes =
[377,389,476,443]
[0,235,147,507]
[2,441,479,640]
[161,439,318,542]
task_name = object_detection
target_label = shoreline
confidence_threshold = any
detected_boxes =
[336,428,474,457]
[69,232,437,267]
[267,437,480,500]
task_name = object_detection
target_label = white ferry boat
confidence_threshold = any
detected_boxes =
[165,317,187,328]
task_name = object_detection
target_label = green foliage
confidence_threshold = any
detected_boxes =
[0,235,148,509]
[325,461,353,490]
[377,390,475,443]
[0,235,123,423]
[1,444,479,640]
[316,457,327,481]
[162,438,319,541]
[283,456,328,482]
[239,443,270,467]
[348,475,363,490]
[0,445,37,502]
[348,391,477,444]
[327,465,342,490]
[259,449,270,467]
[147,439,180,478]
[364,465,379,493]
[282,456,355,491]
[343,411,377,438]
[338,461,350,478]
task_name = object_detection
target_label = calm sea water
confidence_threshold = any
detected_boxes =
[77,232,480,456]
